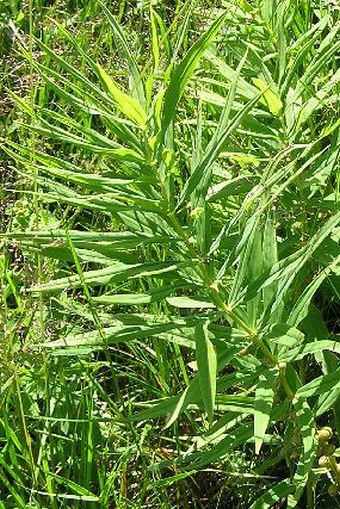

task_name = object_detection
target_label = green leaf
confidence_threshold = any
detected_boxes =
[161,12,226,136]
[95,63,147,126]
[1,230,171,251]
[182,424,254,470]
[287,399,316,508]
[251,480,292,509]
[262,215,279,314]
[195,321,217,424]
[19,123,145,162]
[132,343,241,423]
[263,324,304,348]
[259,210,340,321]
[164,386,193,429]
[166,296,215,309]
[315,386,340,417]
[216,394,255,414]
[93,285,187,306]
[288,254,340,327]
[295,370,340,400]
[48,473,99,500]
[204,50,259,100]
[99,1,146,106]
[279,339,340,363]
[30,261,186,292]
[42,314,199,351]
[207,175,259,202]
[293,32,340,102]
[177,87,265,209]
[322,349,340,432]
[252,78,282,116]
[254,368,277,454]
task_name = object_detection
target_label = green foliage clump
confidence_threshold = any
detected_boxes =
[1,0,339,507]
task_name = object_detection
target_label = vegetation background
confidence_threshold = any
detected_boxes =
[0,0,339,507]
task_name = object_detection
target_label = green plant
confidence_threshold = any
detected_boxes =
[1,0,340,507]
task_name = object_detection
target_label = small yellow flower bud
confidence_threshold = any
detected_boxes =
[317,427,333,442]
[318,455,331,468]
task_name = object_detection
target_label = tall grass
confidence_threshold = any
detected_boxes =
[1,0,340,507]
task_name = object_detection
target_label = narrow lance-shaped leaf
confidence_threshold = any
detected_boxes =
[250,480,293,509]
[95,64,147,127]
[262,215,279,314]
[189,50,249,256]
[204,50,259,100]
[195,320,217,424]
[281,17,329,97]
[46,16,146,111]
[182,425,254,471]
[164,386,192,429]
[150,7,160,70]
[227,214,261,307]
[294,369,340,400]
[315,386,340,418]
[161,12,227,137]
[93,284,190,306]
[287,398,316,508]
[167,0,196,76]
[279,339,340,363]
[29,261,186,293]
[43,317,195,351]
[243,210,340,324]
[321,348,340,430]
[99,1,146,106]
[166,296,215,309]
[9,57,143,150]
[287,254,340,327]
[0,230,172,250]
[177,87,265,209]
[11,124,144,163]
[31,35,109,102]
[254,368,277,455]
[252,78,282,116]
